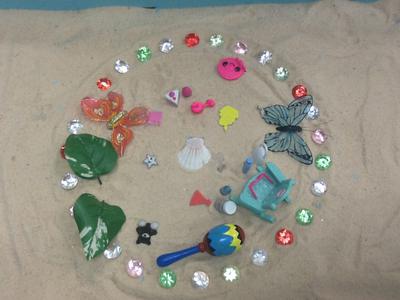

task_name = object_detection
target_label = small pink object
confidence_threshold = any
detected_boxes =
[217,57,246,81]
[182,86,192,98]
[191,99,216,114]
[127,259,144,278]
[147,111,163,126]
[311,129,327,145]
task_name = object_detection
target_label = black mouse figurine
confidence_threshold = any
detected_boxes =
[136,220,159,245]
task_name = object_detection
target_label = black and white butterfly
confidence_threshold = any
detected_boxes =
[259,95,313,165]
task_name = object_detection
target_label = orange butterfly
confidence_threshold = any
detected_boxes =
[81,91,149,157]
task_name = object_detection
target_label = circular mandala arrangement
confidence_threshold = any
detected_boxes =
[61,32,331,290]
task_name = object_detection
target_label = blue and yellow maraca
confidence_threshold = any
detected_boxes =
[156,224,245,267]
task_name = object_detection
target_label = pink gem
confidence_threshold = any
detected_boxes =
[275,228,294,246]
[127,259,144,278]
[311,129,327,145]
[182,86,192,98]
[97,77,112,91]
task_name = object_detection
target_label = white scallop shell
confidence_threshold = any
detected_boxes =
[252,143,268,166]
[177,137,211,171]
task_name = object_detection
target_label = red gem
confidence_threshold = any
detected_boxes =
[60,144,66,159]
[275,228,294,245]
[292,85,307,99]
[97,77,112,91]
[184,33,200,48]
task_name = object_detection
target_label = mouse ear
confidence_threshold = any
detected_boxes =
[150,222,159,230]
[138,220,147,227]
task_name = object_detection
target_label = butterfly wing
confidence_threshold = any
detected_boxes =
[287,133,313,165]
[287,95,313,126]
[264,131,291,152]
[260,104,289,126]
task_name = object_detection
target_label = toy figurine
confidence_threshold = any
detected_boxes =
[156,223,244,267]
[230,162,295,223]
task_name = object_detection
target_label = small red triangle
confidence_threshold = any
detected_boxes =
[190,190,212,207]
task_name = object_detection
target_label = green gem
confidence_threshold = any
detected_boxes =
[209,34,224,47]
[296,208,314,225]
[273,67,289,81]
[159,269,176,288]
[315,153,332,170]
[136,46,152,62]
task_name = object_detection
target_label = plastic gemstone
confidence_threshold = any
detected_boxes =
[136,46,152,62]
[209,34,224,47]
[306,105,319,120]
[292,85,308,99]
[96,78,112,91]
[69,205,74,217]
[60,144,66,159]
[184,33,200,47]
[257,50,272,65]
[159,38,174,53]
[127,259,144,278]
[114,59,130,74]
[233,41,248,55]
[275,228,294,246]
[296,208,314,225]
[104,242,122,259]
[159,269,177,288]
[311,180,327,196]
[311,129,327,145]
[222,266,240,282]
[60,172,78,190]
[315,154,332,170]
[251,249,268,266]
[273,67,289,81]
[192,271,209,289]
[67,119,83,134]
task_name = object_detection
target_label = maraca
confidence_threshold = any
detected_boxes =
[191,99,216,114]
[156,223,245,267]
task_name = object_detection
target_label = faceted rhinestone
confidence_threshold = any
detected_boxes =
[233,41,248,55]
[311,129,328,145]
[209,34,224,47]
[273,67,289,81]
[136,46,152,62]
[96,77,112,91]
[275,228,294,246]
[292,84,308,99]
[159,269,177,288]
[306,105,319,120]
[60,144,66,159]
[68,205,74,217]
[296,208,314,225]
[257,50,272,65]
[104,242,122,259]
[192,271,209,289]
[184,33,200,47]
[60,172,78,190]
[114,59,130,74]
[311,180,327,196]
[315,153,332,170]
[67,119,83,134]
[159,38,174,53]
[127,259,144,278]
[251,249,268,266]
[222,265,240,282]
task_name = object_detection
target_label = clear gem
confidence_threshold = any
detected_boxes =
[114,59,129,74]
[127,259,144,278]
[222,266,240,282]
[315,154,332,170]
[311,180,327,196]
[296,208,314,225]
[233,41,248,55]
[273,67,289,81]
[251,249,268,266]
[257,50,272,65]
[60,172,78,190]
[159,269,177,288]
[136,46,152,62]
[159,38,174,53]
[209,34,224,47]
[311,129,327,145]
[192,271,209,289]
[104,242,122,259]
[69,205,74,217]
[67,119,83,134]
[306,105,319,120]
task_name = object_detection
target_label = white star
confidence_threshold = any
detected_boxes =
[143,154,158,168]
[223,266,239,282]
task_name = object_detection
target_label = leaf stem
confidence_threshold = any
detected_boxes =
[97,177,102,185]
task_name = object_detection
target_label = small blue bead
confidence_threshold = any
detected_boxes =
[220,185,232,196]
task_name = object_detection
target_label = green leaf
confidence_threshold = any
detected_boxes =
[73,193,126,260]
[64,133,118,179]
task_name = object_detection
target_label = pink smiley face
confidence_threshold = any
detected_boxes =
[217,57,246,81]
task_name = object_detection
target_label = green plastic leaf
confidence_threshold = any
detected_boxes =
[64,133,118,179]
[73,193,126,260]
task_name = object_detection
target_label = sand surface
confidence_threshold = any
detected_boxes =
[1,0,399,299]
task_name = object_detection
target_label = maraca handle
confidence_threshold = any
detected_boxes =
[156,245,201,267]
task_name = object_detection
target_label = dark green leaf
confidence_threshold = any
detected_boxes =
[65,133,118,179]
[73,193,126,260]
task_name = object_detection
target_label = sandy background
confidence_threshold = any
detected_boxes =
[0,0,399,299]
